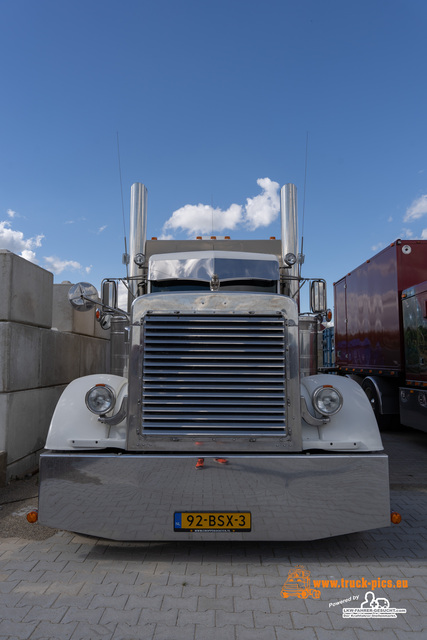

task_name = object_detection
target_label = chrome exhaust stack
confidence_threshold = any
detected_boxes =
[280,183,299,300]
[129,182,148,303]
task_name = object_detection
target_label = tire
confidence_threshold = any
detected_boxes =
[362,378,396,429]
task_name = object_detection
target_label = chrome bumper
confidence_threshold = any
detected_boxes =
[38,451,390,541]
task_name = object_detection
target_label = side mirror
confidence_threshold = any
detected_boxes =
[310,280,327,314]
[102,280,117,309]
[68,282,98,312]
[96,309,112,330]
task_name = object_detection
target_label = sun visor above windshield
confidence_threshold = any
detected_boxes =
[148,251,280,282]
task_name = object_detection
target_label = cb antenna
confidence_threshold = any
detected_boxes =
[116,132,129,279]
[300,132,308,277]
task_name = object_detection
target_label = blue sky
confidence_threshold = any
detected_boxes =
[1,0,426,312]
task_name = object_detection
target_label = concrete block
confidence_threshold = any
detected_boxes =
[0,398,6,452]
[0,250,53,328]
[0,385,65,466]
[52,283,95,335]
[0,450,6,486]
[52,283,110,340]
[79,336,109,376]
[0,322,42,392]
[0,323,108,393]
[6,450,40,480]
[40,329,80,387]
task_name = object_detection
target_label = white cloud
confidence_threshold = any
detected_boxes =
[0,220,44,263]
[401,227,414,238]
[371,243,383,252]
[162,177,281,237]
[404,194,427,222]
[163,202,243,236]
[97,225,107,234]
[21,250,37,262]
[422,229,427,239]
[65,217,86,225]
[0,218,92,277]
[244,178,280,230]
[43,256,83,275]
[7,209,17,218]
[387,216,393,223]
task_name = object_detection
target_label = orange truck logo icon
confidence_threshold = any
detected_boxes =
[281,565,321,599]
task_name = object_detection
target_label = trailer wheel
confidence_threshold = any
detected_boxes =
[362,378,387,428]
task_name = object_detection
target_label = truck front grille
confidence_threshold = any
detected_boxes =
[141,314,287,434]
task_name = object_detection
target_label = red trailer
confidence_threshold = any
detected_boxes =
[334,239,427,430]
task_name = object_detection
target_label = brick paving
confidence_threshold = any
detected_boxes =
[0,427,426,639]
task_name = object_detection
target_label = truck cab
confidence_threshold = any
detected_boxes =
[37,183,391,541]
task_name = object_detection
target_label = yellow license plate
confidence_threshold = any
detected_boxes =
[174,512,251,532]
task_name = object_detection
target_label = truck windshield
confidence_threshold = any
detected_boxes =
[150,279,278,293]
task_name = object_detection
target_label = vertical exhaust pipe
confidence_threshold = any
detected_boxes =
[280,183,299,301]
[129,182,148,304]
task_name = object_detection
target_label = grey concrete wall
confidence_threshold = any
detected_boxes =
[0,251,110,483]
[0,249,53,327]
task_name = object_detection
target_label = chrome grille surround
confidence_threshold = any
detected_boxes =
[126,292,301,452]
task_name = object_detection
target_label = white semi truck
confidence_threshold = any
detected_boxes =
[36,183,391,540]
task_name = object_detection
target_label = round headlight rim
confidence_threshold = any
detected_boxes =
[85,384,116,416]
[312,385,343,417]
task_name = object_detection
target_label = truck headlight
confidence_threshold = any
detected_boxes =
[313,385,343,416]
[85,384,116,415]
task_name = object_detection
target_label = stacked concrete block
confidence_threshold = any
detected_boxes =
[0,387,65,480]
[0,249,53,328]
[0,251,110,483]
[53,282,98,336]
[0,450,5,487]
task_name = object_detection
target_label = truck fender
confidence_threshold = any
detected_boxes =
[301,374,384,452]
[45,374,128,451]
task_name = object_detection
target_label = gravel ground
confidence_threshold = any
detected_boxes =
[0,473,57,540]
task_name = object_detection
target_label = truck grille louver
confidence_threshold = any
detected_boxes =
[141,314,287,434]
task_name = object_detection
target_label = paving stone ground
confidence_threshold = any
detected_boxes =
[0,426,426,639]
